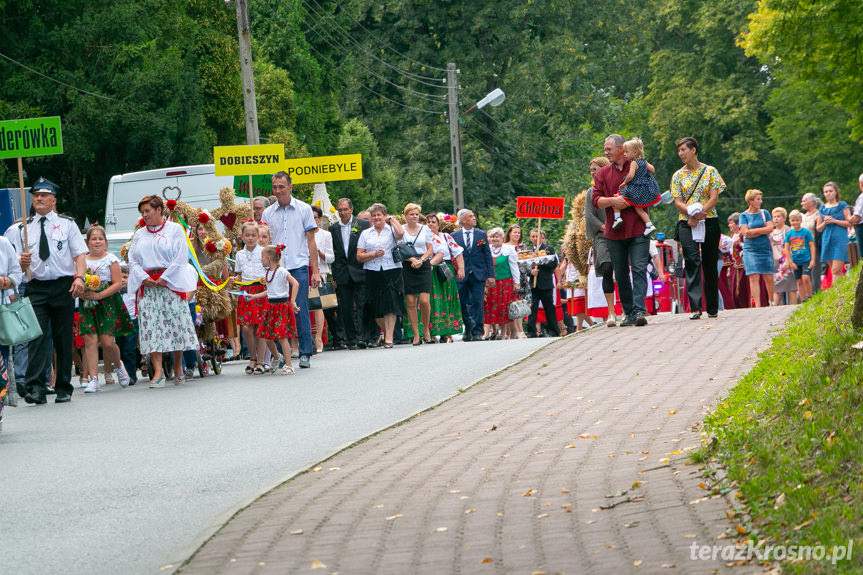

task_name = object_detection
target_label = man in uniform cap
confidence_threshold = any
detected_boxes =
[11,177,88,404]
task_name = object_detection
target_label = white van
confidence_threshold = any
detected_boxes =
[103,164,235,257]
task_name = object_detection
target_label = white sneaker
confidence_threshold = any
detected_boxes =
[611,217,623,230]
[643,222,656,236]
[114,367,131,388]
[78,377,88,388]
[84,376,101,393]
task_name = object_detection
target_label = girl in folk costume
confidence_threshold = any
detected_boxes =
[426,213,464,343]
[249,245,300,375]
[127,195,198,387]
[232,220,267,375]
[79,225,135,393]
[256,223,287,363]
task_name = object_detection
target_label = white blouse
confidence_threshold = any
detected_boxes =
[86,253,121,283]
[234,245,266,282]
[489,243,521,284]
[314,228,335,275]
[431,232,464,261]
[358,225,402,271]
[128,220,197,295]
[400,224,433,255]
[0,236,23,304]
[265,266,294,300]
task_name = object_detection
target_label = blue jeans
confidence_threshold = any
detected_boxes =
[289,265,313,357]
[607,235,650,317]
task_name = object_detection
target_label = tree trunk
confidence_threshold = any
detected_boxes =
[851,269,863,329]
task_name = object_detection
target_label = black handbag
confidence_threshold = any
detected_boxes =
[308,281,338,310]
[391,225,423,263]
[435,262,454,283]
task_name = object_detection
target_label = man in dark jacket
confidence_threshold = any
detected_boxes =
[330,198,371,349]
[451,209,495,341]
[526,230,561,337]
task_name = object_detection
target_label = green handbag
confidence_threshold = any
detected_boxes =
[0,297,43,346]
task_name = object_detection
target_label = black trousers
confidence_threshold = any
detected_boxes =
[25,276,75,397]
[677,218,720,315]
[335,277,368,345]
[528,288,560,336]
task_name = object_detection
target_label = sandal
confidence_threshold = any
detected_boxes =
[383,342,394,349]
[253,366,265,375]
[245,359,257,375]
[261,364,272,374]
[279,365,295,375]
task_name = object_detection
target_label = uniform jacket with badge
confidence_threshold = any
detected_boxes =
[9,211,87,280]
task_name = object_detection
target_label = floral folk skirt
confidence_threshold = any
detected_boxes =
[138,287,198,355]
[79,292,135,337]
[404,262,463,338]
[237,283,267,326]
[256,301,298,340]
[483,277,516,325]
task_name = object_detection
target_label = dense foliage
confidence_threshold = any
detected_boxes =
[1,0,860,231]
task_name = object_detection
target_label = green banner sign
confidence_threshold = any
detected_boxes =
[233,174,273,199]
[0,116,63,160]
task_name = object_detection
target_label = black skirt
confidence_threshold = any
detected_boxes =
[402,260,432,294]
[367,268,406,317]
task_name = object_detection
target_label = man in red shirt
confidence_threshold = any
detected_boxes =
[591,134,650,326]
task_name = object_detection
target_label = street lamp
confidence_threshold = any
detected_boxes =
[447,63,505,212]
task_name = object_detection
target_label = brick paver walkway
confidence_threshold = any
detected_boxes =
[180,307,793,574]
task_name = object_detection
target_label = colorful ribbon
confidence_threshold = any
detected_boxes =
[173,214,230,292]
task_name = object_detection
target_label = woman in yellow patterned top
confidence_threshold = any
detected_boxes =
[670,136,726,319]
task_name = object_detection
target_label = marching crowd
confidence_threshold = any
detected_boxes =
[1,135,862,430]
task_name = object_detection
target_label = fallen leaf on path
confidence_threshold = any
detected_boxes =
[667,409,678,414]
[634,560,643,566]
[465,508,477,514]
[661,563,676,568]
[434,527,448,532]
[374,504,384,508]
[328,467,340,471]
[624,521,639,528]
[793,519,813,531]
[725,510,735,519]
[531,571,548,575]
[683,534,696,539]
[803,411,813,420]
[735,525,747,534]
[537,513,549,518]
[311,559,326,569]
[481,558,493,563]
[659,458,670,464]
[522,489,536,497]
[561,488,570,494]
[289,529,303,535]
[312,467,322,472]
[385,514,403,521]
[565,444,577,449]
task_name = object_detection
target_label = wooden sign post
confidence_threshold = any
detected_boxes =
[0,116,65,278]
[515,196,566,286]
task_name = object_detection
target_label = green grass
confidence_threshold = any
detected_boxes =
[698,265,863,574]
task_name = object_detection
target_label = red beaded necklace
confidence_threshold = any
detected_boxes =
[146,218,167,234]
[265,266,278,283]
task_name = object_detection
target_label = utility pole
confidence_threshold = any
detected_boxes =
[235,0,260,145]
[447,63,463,213]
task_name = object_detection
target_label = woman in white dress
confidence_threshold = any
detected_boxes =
[0,234,23,428]
[127,195,198,387]
[311,205,337,353]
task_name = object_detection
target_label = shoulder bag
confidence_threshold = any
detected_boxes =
[0,297,43,346]
[391,225,423,263]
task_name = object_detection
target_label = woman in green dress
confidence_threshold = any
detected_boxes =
[404,214,465,343]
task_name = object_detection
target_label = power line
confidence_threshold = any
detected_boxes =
[320,2,448,72]
[359,84,444,115]
[303,21,447,104]
[0,50,121,103]
[303,0,447,88]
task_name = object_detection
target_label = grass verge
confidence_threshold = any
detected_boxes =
[697,265,863,574]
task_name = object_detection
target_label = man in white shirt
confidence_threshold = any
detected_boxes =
[851,173,863,259]
[12,178,88,404]
[260,171,321,368]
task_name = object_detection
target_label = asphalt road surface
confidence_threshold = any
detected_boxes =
[0,336,551,575]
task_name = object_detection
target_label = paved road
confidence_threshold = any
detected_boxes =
[179,307,795,575]
[0,337,551,575]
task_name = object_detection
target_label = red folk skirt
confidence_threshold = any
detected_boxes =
[484,277,516,324]
[256,300,297,340]
[237,283,267,325]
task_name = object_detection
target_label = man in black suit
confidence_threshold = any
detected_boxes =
[526,229,561,337]
[451,209,495,341]
[331,198,371,349]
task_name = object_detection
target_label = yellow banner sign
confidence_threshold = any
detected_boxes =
[213,144,284,176]
[283,154,362,184]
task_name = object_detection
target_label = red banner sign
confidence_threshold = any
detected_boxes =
[515,196,565,219]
